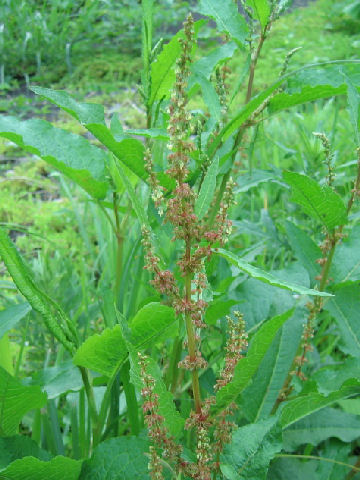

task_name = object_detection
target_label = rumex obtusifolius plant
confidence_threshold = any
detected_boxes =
[0,0,360,479]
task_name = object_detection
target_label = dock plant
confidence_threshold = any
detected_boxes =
[0,1,360,479]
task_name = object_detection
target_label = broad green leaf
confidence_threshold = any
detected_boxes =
[217,248,332,296]
[0,367,46,436]
[0,456,81,480]
[315,440,350,480]
[212,309,293,415]
[283,171,347,230]
[338,399,360,415]
[30,360,82,399]
[246,0,271,29]
[109,155,148,227]
[346,75,360,144]
[30,86,148,183]
[74,303,177,376]
[0,436,51,469]
[283,407,360,450]
[280,379,360,428]
[285,221,321,284]
[73,325,127,377]
[241,308,304,422]
[79,437,149,479]
[0,116,108,199]
[198,0,249,46]
[324,283,360,357]
[129,302,177,347]
[220,416,282,480]
[30,87,105,124]
[0,303,31,339]
[0,228,77,352]
[235,169,278,193]
[330,224,360,284]
[192,41,238,79]
[269,62,360,113]
[195,157,219,219]
[268,458,317,480]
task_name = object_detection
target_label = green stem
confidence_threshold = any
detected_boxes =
[184,240,202,414]
[79,367,99,447]
[122,361,140,435]
[165,333,183,393]
[113,193,124,303]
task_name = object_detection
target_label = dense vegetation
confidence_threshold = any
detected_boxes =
[1,0,360,479]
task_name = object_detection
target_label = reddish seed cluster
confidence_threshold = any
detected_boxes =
[139,12,242,480]
[215,312,248,391]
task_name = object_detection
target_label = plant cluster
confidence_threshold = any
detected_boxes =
[0,1,360,480]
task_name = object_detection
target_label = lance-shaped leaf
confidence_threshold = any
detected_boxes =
[220,416,282,480]
[0,116,108,199]
[109,155,149,227]
[241,307,304,422]
[246,0,271,30]
[217,249,332,296]
[283,171,347,230]
[79,437,149,480]
[212,309,293,415]
[195,156,219,219]
[212,62,360,150]
[30,86,148,184]
[330,224,360,284]
[345,74,360,145]
[283,407,360,450]
[198,0,249,46]
[269,62,360,113]
[324,283,360,357]
[0,367,46,436]
[0,303,31,339]
[0,456,81,480]
[285,221,321,284]
[280,379,360,428]
[148,19,204,105]
[190,73,222,122]
[0,228,77,352]
[192,41,238,79]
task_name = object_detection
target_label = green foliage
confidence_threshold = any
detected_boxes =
[217,249,331,296]
[0,367,46,435]
[221,417,282,480]
[1,1,360,478]
[0,455,81,480]
[79,437,149,479]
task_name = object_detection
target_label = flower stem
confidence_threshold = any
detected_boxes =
[185,240,202,414]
